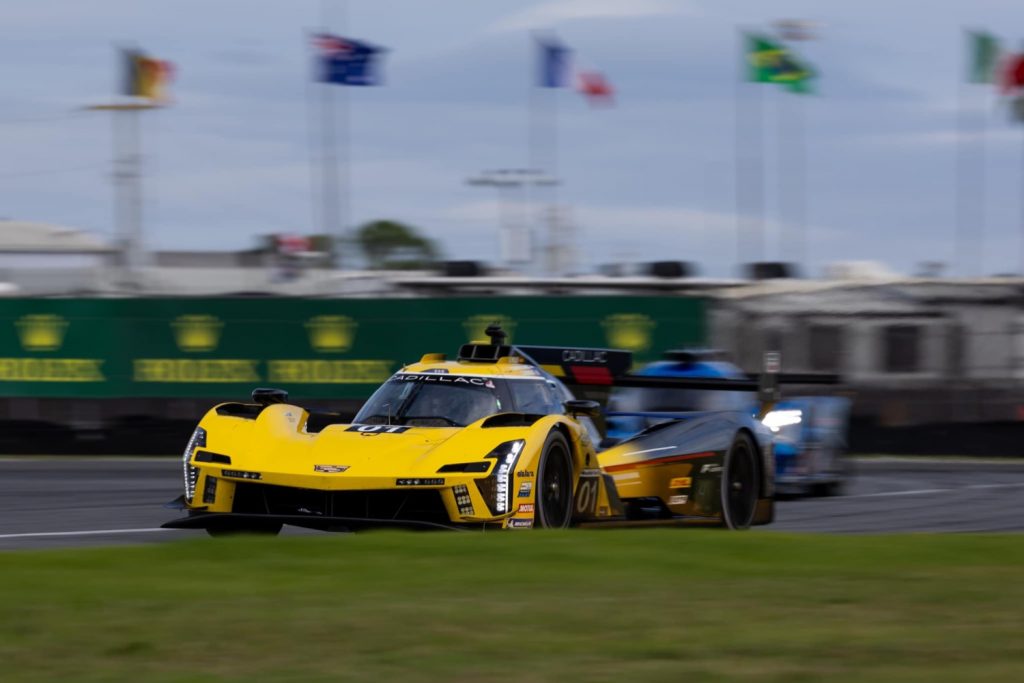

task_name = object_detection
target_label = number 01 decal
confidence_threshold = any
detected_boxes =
[574,475,600,515]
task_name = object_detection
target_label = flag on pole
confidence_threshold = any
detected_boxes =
[576,70,614,105]
[967,30,1001,83]
[747,34,814,94]
[122,49,174,103]
[1000,53,1024,94]
[537,37,571,88]
[312,33,386,86]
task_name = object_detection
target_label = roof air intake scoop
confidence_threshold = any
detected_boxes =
[485,324,507,346]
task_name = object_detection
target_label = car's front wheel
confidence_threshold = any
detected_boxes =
[721,432,760,530]
[535,431,573,529]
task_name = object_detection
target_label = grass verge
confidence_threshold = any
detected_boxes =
[1,531,1022,682]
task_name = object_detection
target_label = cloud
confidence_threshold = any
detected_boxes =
[487,0,691,33]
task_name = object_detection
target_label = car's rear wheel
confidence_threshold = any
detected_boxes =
[206,519,283,537]
[535,431,573,529]
[721,432,760,530]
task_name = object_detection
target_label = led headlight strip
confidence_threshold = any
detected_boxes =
[475,439,524,515]
[181,427,207,502]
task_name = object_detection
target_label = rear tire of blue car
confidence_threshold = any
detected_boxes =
[721,432,760,530]
[535,431,573,529]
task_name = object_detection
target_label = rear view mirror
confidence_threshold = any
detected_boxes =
[564,399,601,418]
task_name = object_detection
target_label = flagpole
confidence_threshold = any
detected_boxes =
[530,32,562,277]
[305,33,322,247]
[735,28,765,270]
[954,46,972,277]
[1019,110,1024,275]
[528,35,540,274]
[319,0,350,271]
[547,79,561,276]
[337,0,352,271]
[126,107,143,281]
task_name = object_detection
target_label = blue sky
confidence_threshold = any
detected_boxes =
[1,0,1023,276]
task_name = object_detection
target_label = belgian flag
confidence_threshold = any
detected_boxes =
[122,49,174,102]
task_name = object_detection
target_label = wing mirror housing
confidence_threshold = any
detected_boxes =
[252,387,289,406]
[564,399,601,418]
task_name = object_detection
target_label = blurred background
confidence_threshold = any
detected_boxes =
[2,0,1024,455]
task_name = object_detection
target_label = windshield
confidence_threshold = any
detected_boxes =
[354,373,504,427]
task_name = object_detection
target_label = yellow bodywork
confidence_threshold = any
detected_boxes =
[181,353,622,529]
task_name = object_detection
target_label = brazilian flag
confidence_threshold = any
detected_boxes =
[747,34,814,94]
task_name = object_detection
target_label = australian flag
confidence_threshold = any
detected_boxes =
[312,33,385,86]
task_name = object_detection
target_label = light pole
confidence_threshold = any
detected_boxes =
[467,169,558,271]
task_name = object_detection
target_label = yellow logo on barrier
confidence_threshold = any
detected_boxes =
[172,315,223,352]
[15,314,69,352]
[463,314,517,343]
[305,315,357,353]
[602,313,656,352]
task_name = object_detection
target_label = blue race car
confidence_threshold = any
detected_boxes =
[605,351,851,496]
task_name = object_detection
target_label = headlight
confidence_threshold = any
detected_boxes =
[182,427,207,502]
[474,440,524,515]
[761,409,802,443]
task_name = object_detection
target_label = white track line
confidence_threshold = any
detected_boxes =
[842,482,1024,500]
[0,527,175,540]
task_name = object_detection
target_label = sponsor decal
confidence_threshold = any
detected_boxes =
[396,478,445,486]
[669,476,692,489]
[0,358,105,382]
[393,373,495,388]
[517,504,535,514]
[700,464,722,474]
[133,359,259,383]
[601,313,656,353]
[507,518,534,529]
[267,360,392,384]
[313,464,350,473]
[580,468,602,477]
[346,424,410,434]
[669,494,689,505]
[517,482,533,498]
[561,349,608,364]
[171,315,223,352]
[420,368,449,374]
[516,470,535,478]
[221,469,261,480]
[598,505,609,516]
[16,314,69,351]
[612,471,640,481]
[305,315,357,353]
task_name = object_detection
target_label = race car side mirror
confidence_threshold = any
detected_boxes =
[564,400,601,418]
[252,387,289,406]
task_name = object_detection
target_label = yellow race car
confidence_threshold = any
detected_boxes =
[163,326,775,535]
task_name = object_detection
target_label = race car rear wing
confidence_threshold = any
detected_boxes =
[512,344,633,386]
[612,352,840,416]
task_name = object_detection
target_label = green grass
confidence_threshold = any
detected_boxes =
[1,531,1023,682]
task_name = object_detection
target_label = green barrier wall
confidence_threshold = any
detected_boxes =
[0,297,705,399]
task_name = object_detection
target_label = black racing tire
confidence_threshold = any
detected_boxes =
[721,432,760,530]
[206,520,283,537]
[535,431,574,529]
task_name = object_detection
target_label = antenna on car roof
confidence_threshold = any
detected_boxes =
[485,324,507,346]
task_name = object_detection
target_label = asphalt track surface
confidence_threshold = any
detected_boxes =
[0,457,1022,550]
